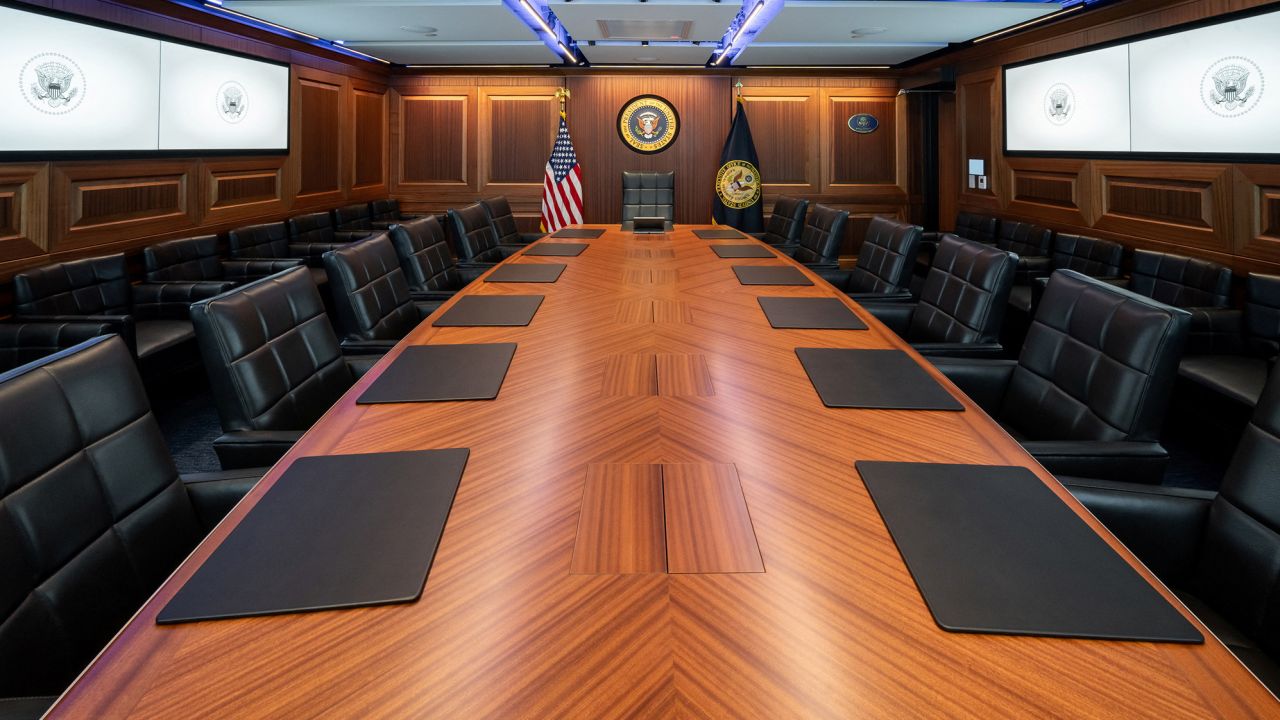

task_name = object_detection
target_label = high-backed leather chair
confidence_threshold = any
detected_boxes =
[370,198,424,226]
[145,235,302,287]
[1120,249,1232,355]
[388,217,477,306]
[227,221,331,287]
[1013,233,1124,314]
[481,196,545,245]
[190,267,374,469]
[1179,273,1280,407]
[783,203,846,269]
[1065,365,1280,692]
[323,234,433,352]
[863,234,1017,357]
[0,319,118,372]
[0,335,260,714]
[756,196,809,248]
[287,211,370,248]
[620,171,674,230]
[992,220,1053,285]
[934,270,1190,483]
[821,216,921,300]
[918,211,1000,278]
[448,203,521,266]
[331,202,375,232]
[13,254,200,362]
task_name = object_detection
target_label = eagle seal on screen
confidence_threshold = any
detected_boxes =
[1043,83,1074,125]
[21,53,84,115]
[217,81,249,124]
[1203,56,1264,117]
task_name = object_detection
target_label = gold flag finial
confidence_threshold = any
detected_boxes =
[554,87,571,118]
[735,81,744,103]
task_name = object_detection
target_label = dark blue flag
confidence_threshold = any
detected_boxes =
[712,100,764,232]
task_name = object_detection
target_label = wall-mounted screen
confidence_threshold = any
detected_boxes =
[0,4,288,156]
[1004,6,1280,159]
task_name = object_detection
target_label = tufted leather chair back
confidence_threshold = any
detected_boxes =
[190,267,353,433]
[480,196,522,245]
[14,254,132,316]
[908,234,1017,344]
[953,212,999,245]
[793,204,847,265]
[144,235,224,282]
[448,203,503,263]
[1051,234,1123,277]
[1129,249,1231,309]
[287,211,340,246]
[228,222,291,259]
[621,172,675,228]
[994,220,1052,258]
[1000,270,1189,443]
[1243,273,1280,358]
[1194,368,1280,658]
[331,203,373,231]
[0,335,205,697]
[846,216,921,294]
[389,217,463,293]
[370,198,403,222]
[760,196,808,245]
[323,234,421,343]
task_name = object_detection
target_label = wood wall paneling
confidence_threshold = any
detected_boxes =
[0,164,49,266]
[828,97,896,185]
[353,88,388,191]
[483,90,560,185]
[399,94,471,186]
[737,88,819,191]
[52,161,197,252]
[296,76,345,200]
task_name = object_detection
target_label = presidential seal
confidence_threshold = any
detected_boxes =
[217,81,248,124]
[848,113,879,134]
[617,94,679,154]
[1044,83,1074,125]
[1203,56,1264,118]
[20,52,84,115]
[715,160,761,210]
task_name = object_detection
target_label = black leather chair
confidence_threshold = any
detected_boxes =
[388,216,477,307]
[1065,365,1280,692]
[1013,233,1124,315]
[145,234,302,288]
[821,216,921,301]
[0,335,260,716]
[0,319,118,372]
[13,254,199,362]
[934,270,1190,483]
[863,234,1017,357]
[331,202,375,232]
[782,203,846,270]
[227,221,332,288]
[621,171,674,231]
[992,220,1053,285]
[370,198,424,226]
[1179,273,1280,407]
[287,211,370,248]
[323,234,434,352]
[190,267,375,469]
[755,196,809,248]
[448,202,522,266]
[481,196,545,246]
[916,212,1001,291]
[1117,249,1232,355]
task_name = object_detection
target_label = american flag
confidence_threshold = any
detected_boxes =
[540,117,583,232]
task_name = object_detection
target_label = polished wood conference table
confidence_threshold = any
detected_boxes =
[51,225,1276,717]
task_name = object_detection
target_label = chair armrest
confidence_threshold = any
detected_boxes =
[1020,440,1170,484]
[410,290,457,302]
[344,354,379,379]
[1062,477,1214,586]
[862,302,916,336]
[845,290,913,303]
[1015,255,1053,285]
[13,314,136,357]
[0,320,121,366]
[181,468,265,529]
[498,244,526,259]
[133,281,238,319]
[334,230,373,242]
[1185,307,1245,356]
[931,357,1017,414]
[911,342,1006,358]
[520,232,547,244]
[288,242,347,260]
[340,339,396,355]
[816,268,852,289]
[802,261,840,273]
[213,430,303,470]
[921,231,944,243]
[222,259,304,282]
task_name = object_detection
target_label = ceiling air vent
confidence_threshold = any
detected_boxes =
[597,19,693,41]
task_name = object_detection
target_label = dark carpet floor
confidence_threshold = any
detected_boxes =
[150,370,223,474]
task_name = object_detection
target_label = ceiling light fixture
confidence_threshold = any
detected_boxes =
[520,0,555,36]
[708,0,781,67]
[716,0,764,63]
[503,0,587,66]
[972,4,1084,44]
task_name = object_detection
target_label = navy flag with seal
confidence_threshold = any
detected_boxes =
[712,100,764,232]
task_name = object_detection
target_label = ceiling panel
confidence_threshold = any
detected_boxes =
[222,0,533,43]
[549,1,740,42]
[344,41,562,65]
[580,44,718,66]
[737,43,946,67]
[758,1,1060,45]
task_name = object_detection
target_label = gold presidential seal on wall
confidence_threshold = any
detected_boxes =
[617,94,679,154]
[715,160,761,210]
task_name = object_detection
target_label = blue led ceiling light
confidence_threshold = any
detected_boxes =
[502,0,587,66]
[708,0,783,67]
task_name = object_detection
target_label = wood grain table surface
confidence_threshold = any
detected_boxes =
[48,225,1277,718]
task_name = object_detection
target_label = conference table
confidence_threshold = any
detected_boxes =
[50,225,1276,717]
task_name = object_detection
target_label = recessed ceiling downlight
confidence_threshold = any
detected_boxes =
[400,24,438,37]
[636,56,659,62]
[850,26,887,38]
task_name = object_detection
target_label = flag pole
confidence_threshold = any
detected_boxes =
[555,87,570,119]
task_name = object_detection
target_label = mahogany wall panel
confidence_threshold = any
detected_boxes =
[297,78,344,199]
[829,98,895,185]
[0,164,48,266]
[736,90,817,188]
[485,92,559,185]
[353,88,387,190]
[51,161,197,252]
[400,95,469,185]
[203,157,287,226]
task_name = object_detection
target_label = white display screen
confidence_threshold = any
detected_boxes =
[158,42,289,150]
[0,5,288,154]
[1005,45,1131,153]
[1005,8,1280,157]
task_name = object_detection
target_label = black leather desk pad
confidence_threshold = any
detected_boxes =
[525,242,588,257]
[357,343,516,404]
[758,297,867,330]
[694,228,747,240]
[157,449,469,624]
[433,296,543,327]
[712,245,775,259]
[856,461,1203,643]
[795,348,963,410]
[733,266,813,286]
[486,264,565,283]
[551,228,605,239]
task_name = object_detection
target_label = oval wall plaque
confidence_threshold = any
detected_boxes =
[848,113,879,134]
[618,94,680,154]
